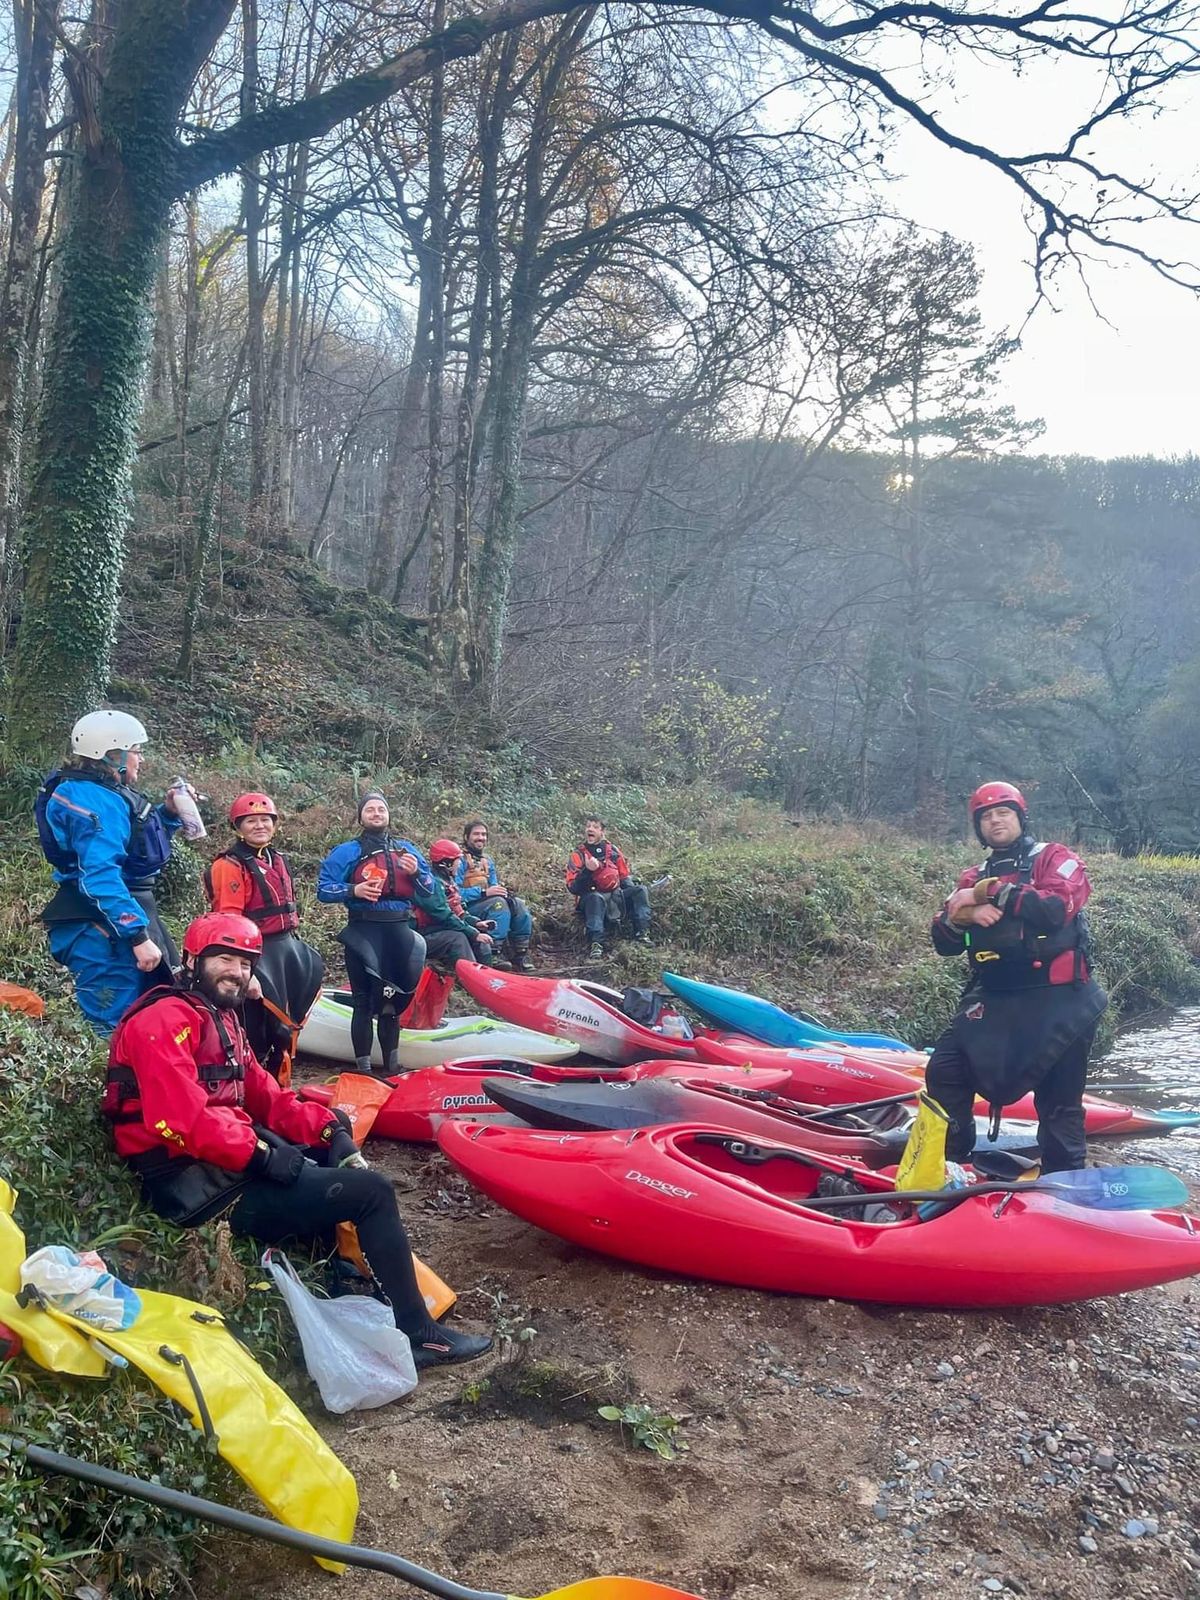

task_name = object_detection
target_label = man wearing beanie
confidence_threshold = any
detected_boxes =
[926,781,1107,1172]
[317,792,433,1074]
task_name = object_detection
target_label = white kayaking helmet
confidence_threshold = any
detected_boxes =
[71,709,149,761]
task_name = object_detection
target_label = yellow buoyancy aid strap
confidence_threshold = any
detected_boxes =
[45,1288,358,1569]
[0,1179,107,1379]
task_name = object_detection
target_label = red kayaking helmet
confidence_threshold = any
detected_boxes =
[229,791,277,827]
[429,838,462,866]
[968,781,1028,841]
[183,912,262,964]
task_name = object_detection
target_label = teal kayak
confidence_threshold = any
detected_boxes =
[661,972,912,1052]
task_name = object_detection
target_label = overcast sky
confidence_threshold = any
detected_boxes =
[875,42,1200,462]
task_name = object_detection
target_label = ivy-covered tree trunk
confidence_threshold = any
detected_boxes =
[0,0,59,578]
[5,0,234,760]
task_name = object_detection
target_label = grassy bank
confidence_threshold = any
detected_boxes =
[3,779,1200,1594]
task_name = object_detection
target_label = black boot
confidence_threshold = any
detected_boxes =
[409,1320,494,1370]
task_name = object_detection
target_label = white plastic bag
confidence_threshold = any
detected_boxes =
[263,1249,417,1413]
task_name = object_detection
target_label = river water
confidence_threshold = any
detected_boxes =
[1096,1006,1200,1179]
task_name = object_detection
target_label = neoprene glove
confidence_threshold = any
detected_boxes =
[247,1134,305,1185]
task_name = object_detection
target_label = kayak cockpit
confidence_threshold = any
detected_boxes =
[658,1127,920,1227]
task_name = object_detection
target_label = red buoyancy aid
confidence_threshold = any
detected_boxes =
[413,875,469,932]
[588,841,622,892]
[205,844,299,937]
[349,840,418,902]
[103,986,255,1165]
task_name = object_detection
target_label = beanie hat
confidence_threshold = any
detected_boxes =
[357,790,389,823]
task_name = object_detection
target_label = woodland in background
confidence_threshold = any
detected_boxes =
[0,2,1197,850]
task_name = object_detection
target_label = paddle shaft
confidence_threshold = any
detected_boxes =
[801,1181,1060,1211]
[789,1174,1182,1212]
[802,1089,919,1123]
[4,1436,504,1600]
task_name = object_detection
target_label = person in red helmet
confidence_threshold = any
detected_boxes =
[103,913,491,1370]
[927,782,1107,1172]
[413,839,496,969]
[203,792,324,1084]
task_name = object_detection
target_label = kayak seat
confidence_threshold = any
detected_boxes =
[816,1172,871,1217]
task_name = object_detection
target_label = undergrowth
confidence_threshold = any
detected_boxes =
[2,757,1200,1592]
[0,1006,319,1596]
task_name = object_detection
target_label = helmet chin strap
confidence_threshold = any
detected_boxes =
[104,748,130,779]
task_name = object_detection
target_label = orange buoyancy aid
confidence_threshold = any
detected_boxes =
[461,853,493,894]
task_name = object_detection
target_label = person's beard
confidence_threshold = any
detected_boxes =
[196,962,250,1009]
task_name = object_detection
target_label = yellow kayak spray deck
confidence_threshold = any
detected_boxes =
[0,1178,357,1566]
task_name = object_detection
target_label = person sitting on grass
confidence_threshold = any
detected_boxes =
[103,912,491,1370]
[457,819,534,971]
[413,839,496,969]
[564,815,651,961]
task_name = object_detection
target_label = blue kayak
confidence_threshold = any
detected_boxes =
[661,972,913,1052]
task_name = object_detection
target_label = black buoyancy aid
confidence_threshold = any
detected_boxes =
[37,767,172,883]
[102,986,252,1146]
[964,841,1090,990]
[206,843,298,936]
[348,834,417,902]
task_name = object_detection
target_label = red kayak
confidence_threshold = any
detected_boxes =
[438,1120,1200,1307]
[300,1058,794,1142]
[692,1036,1158,1140]
[455,961,711,1063]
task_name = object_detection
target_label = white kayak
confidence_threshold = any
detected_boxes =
[297,988,581,1069]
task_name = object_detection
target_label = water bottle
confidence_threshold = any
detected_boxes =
[169,778,207,841]
[659,1011,690,1041]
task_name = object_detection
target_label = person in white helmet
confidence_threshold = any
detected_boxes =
[35,709,198,1035]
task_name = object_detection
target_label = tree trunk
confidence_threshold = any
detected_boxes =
[175,195,201,525]
[271,140,309,534]
[443,35,516,692]
[242,0,269,518]
[0,0,58,576]
[368,274,433,596]
[475,259,536,694]
[6,0,236,759]
[178,339,247,677]
[424,10,449,672]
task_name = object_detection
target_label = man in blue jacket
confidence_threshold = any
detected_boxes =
[316,792,433,1073]
[456,819,534,971]
[38,710,192,1035]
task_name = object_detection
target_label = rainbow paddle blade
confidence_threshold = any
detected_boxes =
[1039,1164,1189,1210]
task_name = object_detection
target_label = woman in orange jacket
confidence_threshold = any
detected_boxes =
[204,792,324,1083]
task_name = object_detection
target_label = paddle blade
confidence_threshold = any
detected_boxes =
[1042,1164,1190,1210]
[529,1578,705,1600]
[1139,1109,1200,1130]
